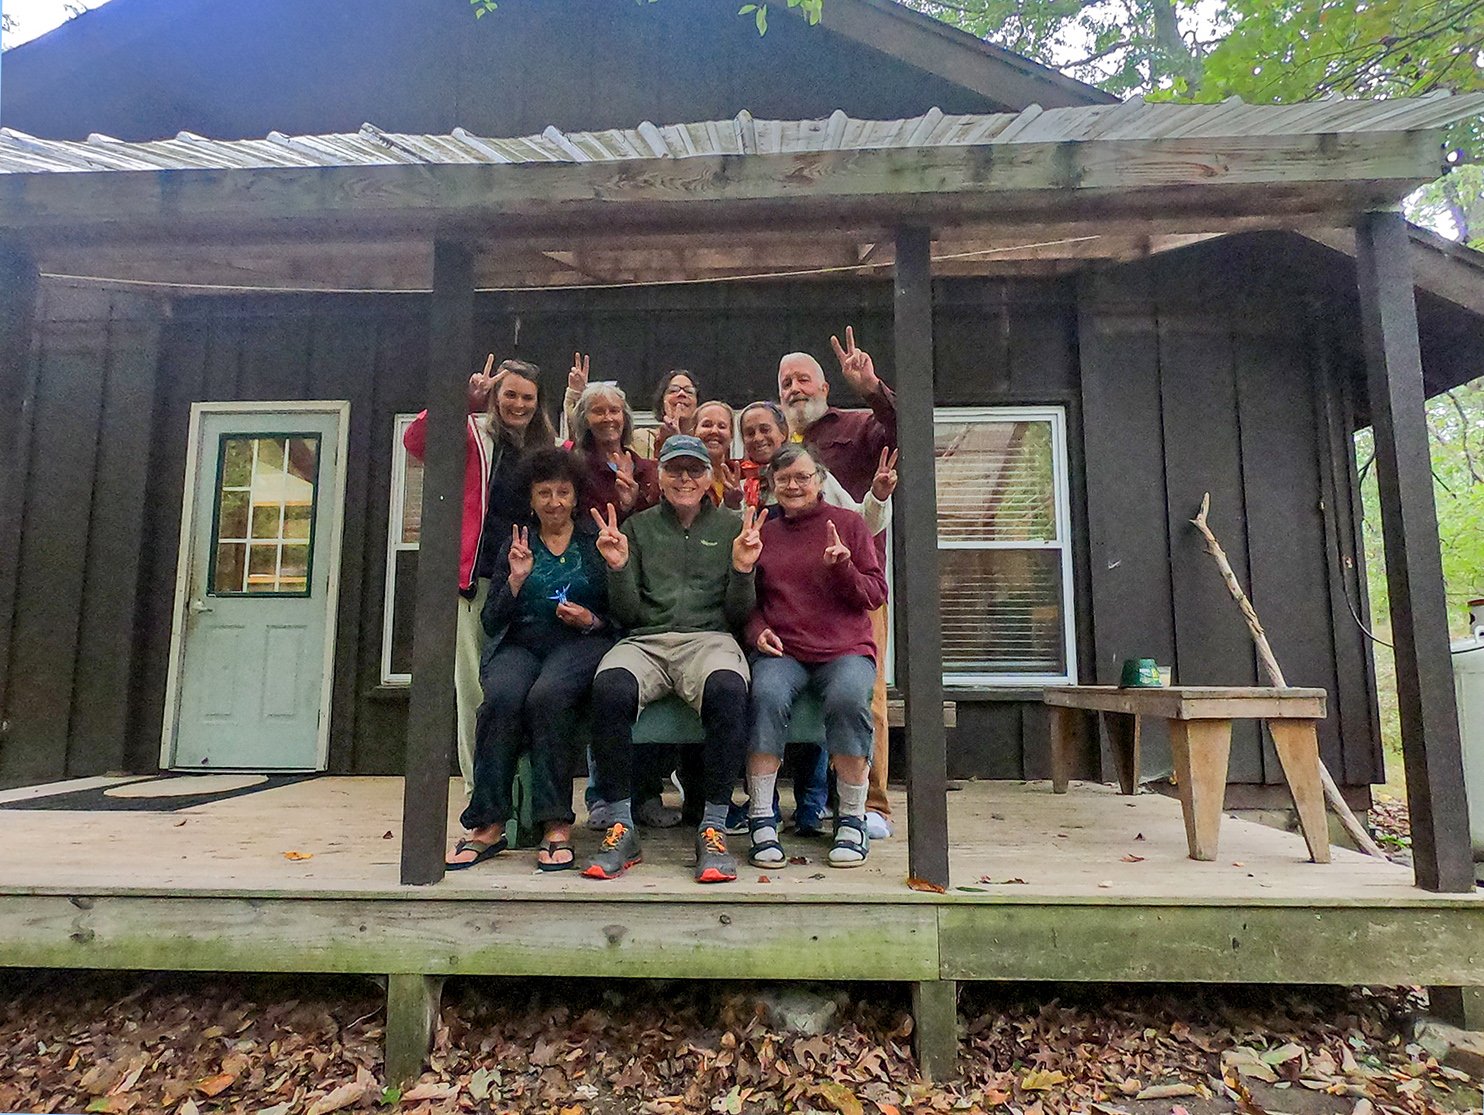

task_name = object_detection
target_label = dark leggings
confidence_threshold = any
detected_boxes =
[589,667,748,810]
[460,634,614,832]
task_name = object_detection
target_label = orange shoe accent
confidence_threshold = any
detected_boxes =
[696,866,736,884]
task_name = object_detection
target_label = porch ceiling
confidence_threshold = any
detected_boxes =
[2,96,1481,293]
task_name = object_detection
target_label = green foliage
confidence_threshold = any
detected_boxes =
[1356,380,1484,632]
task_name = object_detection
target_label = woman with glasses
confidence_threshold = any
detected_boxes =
[742,444,888,869]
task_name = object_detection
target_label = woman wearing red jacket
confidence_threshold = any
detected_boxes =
[402,356,558,795]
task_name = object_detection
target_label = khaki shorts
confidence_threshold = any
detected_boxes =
[598,631,749,715]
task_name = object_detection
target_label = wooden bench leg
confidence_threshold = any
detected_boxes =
[1103,712,1141,795]
[1050,706,1076,793]
[912,979,959,1081]
[1169,720,1231,861]
[1267,720,1332,864]
[385,973,443,1087]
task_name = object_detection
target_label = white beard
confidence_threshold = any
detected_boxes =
[785,395,828,432]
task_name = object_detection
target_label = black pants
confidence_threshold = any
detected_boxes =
[461,633,615,832]
[589,667,747,810]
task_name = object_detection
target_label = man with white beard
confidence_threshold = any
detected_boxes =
[775,327,898,838]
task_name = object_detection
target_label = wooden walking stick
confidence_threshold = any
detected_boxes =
[1190,493,1387,859]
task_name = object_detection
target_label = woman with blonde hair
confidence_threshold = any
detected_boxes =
[402,356,558,794]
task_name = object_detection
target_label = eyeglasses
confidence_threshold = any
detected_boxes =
[772,470,820,490]
[662,462,709,479]
[664,384,698,397]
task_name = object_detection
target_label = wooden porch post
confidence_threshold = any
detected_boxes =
[1354,210,1473,893]
[400,240,474,886]
[894,225,956,1080]
[0,240,38,727]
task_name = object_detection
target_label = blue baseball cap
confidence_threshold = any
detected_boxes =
[658,434,711,466]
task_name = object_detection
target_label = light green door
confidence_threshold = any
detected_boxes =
[168,405,346,770]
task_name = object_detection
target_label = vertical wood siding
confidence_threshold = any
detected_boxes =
[0,256,1381,788]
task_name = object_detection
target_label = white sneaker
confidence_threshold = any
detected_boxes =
[865,810,894,840]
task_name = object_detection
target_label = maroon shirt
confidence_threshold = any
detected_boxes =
[746,501,888,664]
[801,382,896,502]
[575,447,659,523]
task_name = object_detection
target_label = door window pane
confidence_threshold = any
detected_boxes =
[210,434,320,595]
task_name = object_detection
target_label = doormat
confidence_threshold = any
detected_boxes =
[0,772,320,813]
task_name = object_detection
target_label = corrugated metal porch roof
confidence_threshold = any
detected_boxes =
[0,93,1479,175]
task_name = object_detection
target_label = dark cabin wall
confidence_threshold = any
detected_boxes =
[2,0,1011,142]
[0,246,1381,789]
[0,284,165,787]
[1077,234,1382,788]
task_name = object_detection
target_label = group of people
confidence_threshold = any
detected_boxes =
[402,327,900,884]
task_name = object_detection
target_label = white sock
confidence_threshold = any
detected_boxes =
[837,778,868,821]
[747,771,779,819]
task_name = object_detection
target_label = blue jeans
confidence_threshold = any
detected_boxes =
[749,654,876,760]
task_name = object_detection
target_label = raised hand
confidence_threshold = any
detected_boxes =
[468,353,502,410]
[555,600,597,630]
[755,628,785,657]
[590,503,630,570]
[720,460,744,509]
[871,447,899,501]
[823,519,851,566]
[507,524,534,588]
[569,351,590,395]
[732,504,763,573]
[610,451,639,511]
[829,325,879,397]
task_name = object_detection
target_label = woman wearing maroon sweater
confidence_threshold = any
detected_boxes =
[743,443,888,869]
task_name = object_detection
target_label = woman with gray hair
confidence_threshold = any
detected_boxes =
[567,379,659,523]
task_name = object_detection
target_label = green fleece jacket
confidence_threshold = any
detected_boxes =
[608,499,756,635]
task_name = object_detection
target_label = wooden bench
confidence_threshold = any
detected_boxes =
[1043,686,1331,864]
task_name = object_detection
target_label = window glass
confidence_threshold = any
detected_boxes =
[210,434,320,596]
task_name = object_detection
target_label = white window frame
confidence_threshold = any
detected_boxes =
[381,413,421,686]
[931,404,1078,688]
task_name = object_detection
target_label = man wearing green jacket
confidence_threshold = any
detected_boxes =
[583,434,762,884]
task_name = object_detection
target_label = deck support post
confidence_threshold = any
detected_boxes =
[0,239,38,725]
[1430,986,1484,1031]
[400,239,474,886]
[892,225,950,890]
[1354,210,1473,893]
[912,979,959,1081]
[385,973,444,1086]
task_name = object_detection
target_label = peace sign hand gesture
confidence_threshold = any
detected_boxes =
[507,524,534,590]
[871,447,899,501]
[732,504,763,573]
[569,351,590,395]
[468,353,503,410]
[823,520,851,566]
[610,451,639,511]
[590,503,630,570]
[829,325,879,397]
[720,460,744,509]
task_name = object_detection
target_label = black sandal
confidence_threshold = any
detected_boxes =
[536,840,576,872]
[747,817,786,868]
[446,834,508,870]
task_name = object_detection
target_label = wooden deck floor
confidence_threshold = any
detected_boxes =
[0,777,1480,990]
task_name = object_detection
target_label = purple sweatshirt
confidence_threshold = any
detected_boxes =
[746,501,889,664]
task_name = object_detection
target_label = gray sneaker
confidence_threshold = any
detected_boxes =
[695,826,738,884]
[582,822,642,880]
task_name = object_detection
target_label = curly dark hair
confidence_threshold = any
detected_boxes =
[522,447,585,503]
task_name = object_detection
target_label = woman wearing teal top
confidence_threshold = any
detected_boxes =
[448,449,614,872]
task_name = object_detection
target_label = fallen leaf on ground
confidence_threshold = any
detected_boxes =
[304,1080,367,1115]
[906,877,946,894]
[1120,854,1146,863]
[757,875,771,883]
[1134,1083,1198,1099]
[195,1073,235,1097]
[281,851,313,861]
[1021,1070,1067,1090]
[814,1080,865,1115]
[788,856,809,865]
[402,1082,456,1100]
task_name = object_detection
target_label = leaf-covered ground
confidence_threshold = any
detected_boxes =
[0,971,1478,1115]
